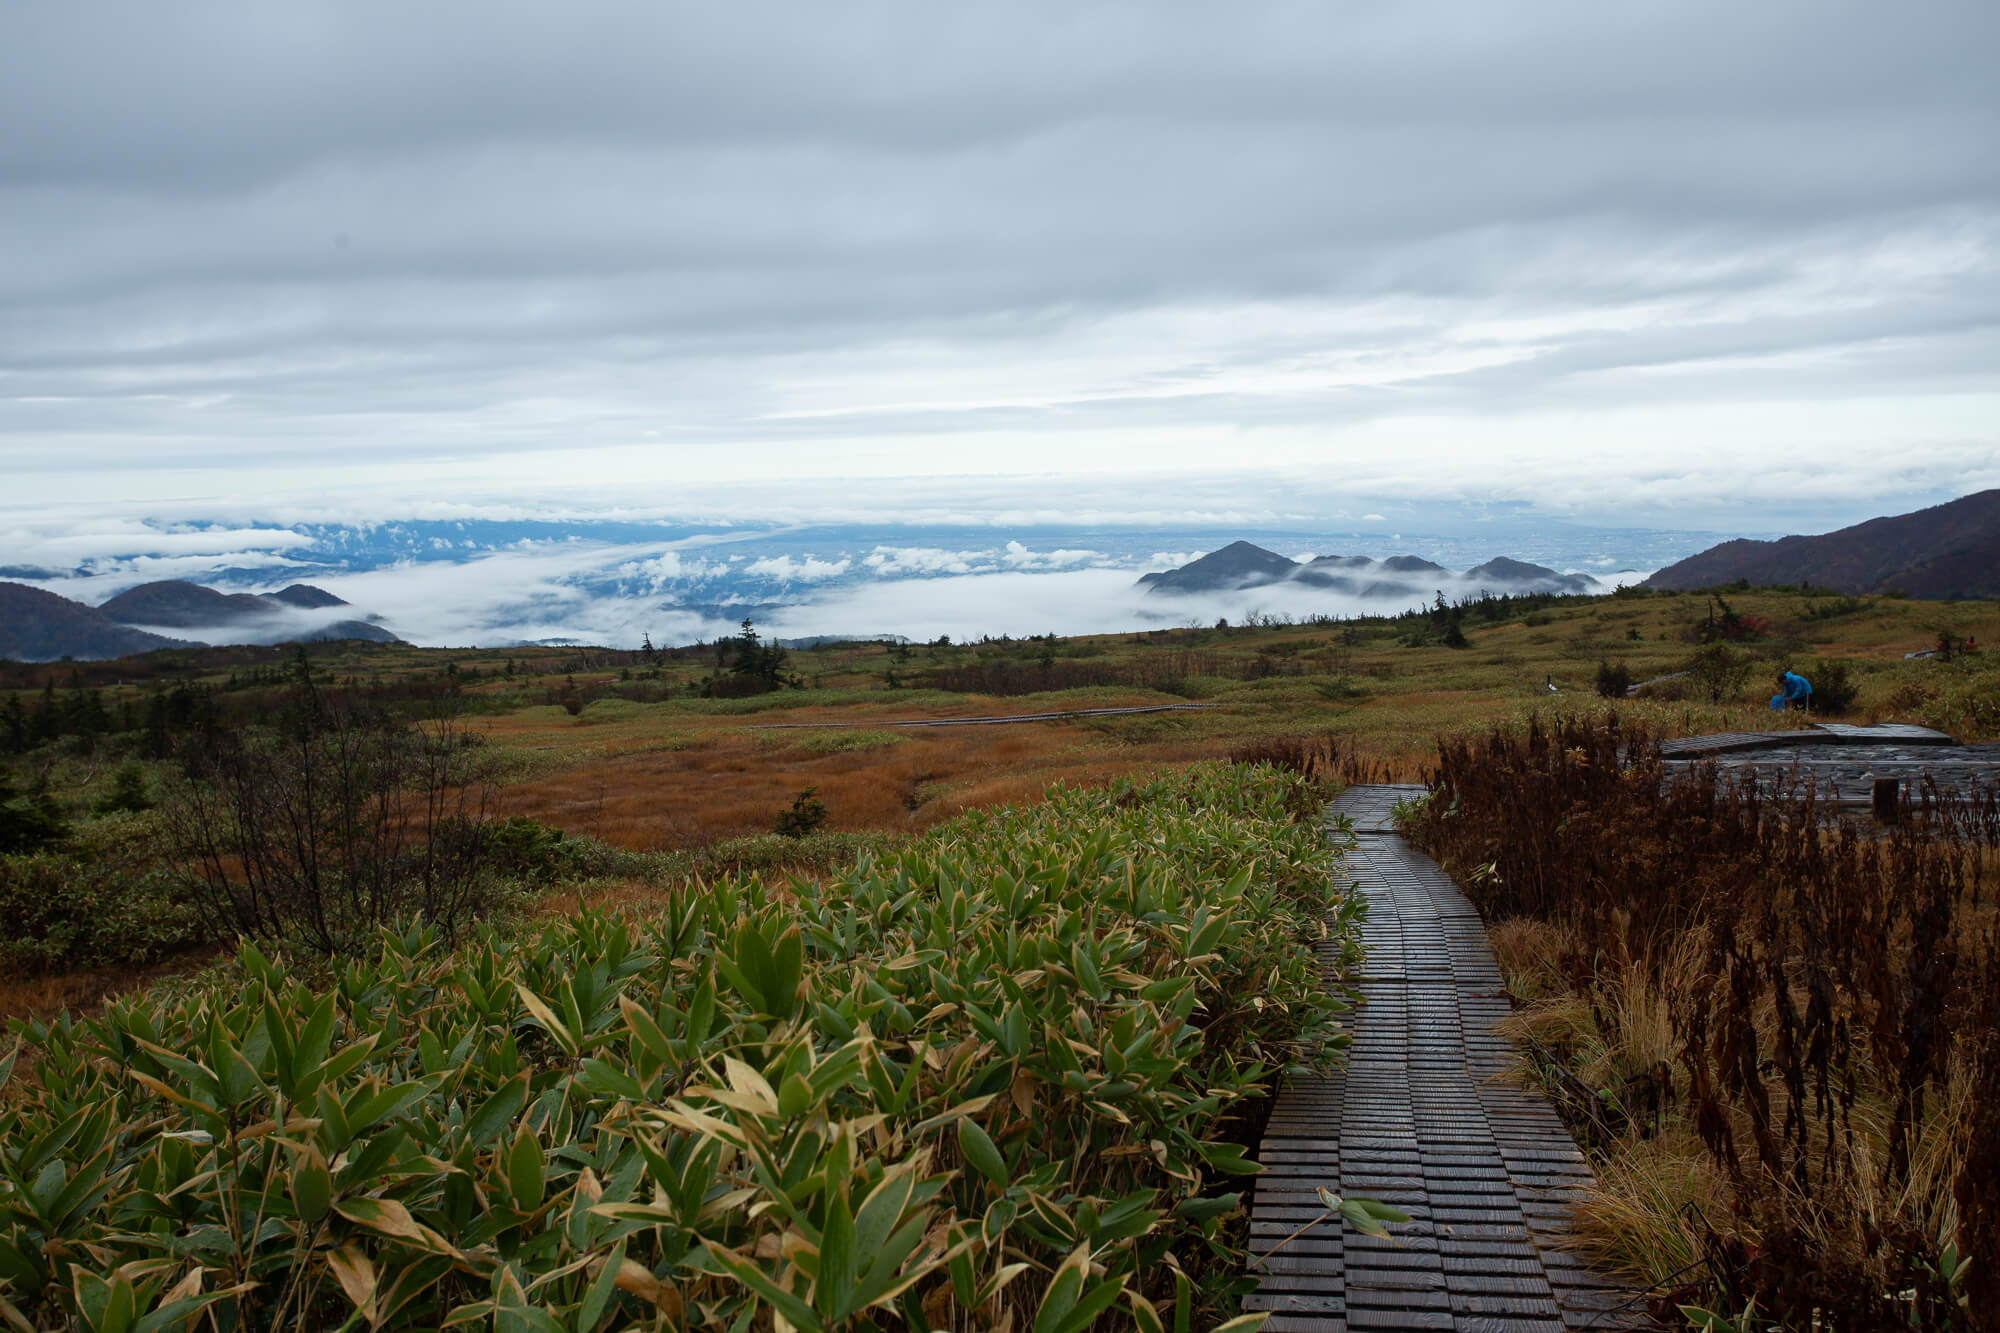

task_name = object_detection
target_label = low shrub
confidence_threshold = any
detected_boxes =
[796,729,906,755]
[0,763,1358,1332]
[486,815,572,879]
[1594,659,1633,699]
[0,840,206,974]
[1683,642,1752,703]
[1801,595,1873,621]
[1919,656,2000,741]
[1804,657,1861,715]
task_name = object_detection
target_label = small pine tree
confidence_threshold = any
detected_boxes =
[0,770,68,853]
[1595,660,1634,699]
[773,786,827,838]
[96,760,155,814]
[2,695,26,754]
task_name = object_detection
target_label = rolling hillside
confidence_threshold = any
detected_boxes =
[1643,490,2000,598]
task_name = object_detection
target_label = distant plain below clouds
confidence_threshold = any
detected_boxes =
[0,506,1684,650]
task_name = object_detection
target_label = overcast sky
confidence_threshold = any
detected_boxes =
[4,0,1997,534]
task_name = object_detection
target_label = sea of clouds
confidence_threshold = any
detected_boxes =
[0,508,1684,650]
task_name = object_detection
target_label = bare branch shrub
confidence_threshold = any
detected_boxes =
[163,656,499,952]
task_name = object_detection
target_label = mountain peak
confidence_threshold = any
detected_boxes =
[1137,542,1298,594]
[271,583,348,609]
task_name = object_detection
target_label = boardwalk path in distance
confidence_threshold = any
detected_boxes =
[746,703,1214,729]
[1243,785,1652,1332]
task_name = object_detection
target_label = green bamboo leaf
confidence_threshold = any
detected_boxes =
[347,1078,436,1136]
[261,994,296,1093]
[464,1075,529,1147]
[574,1239,626,1333]
[333,1198,463,1258]
[1030,1250,1086,1333]
[513,983,580,1058]
[779,1071,815,1119]
[854,1214,935,1311]
[578,1058,646,1101]
[295,991,338,1078]
[1198,1140,1261,1175]
[617,995,672,1072]
[706,1245,824,1332]
[71,1272,112,1333]
[854,1167,916,1262]
[956,1118,1008,1187]
[508,1124,546,1213]
[44,1150,118,1231]
[1069,941,1104,1000]
[770,925,804,1021]
[817,1187,859,1320]
[1052,1278,1126,1333]
[1175,1192,1241,1221]
[133,1290,230,1333]
[293,1153,333,1223]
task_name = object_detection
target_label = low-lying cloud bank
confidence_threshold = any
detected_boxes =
[4,511,1665,653]
[299,557,1636,650]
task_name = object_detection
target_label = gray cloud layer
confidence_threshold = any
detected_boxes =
[3,1,1996,521]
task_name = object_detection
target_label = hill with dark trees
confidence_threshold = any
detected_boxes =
[1138,545,1600,598]
[1,580,401,662]
[1642,490,2000,598]
[98,581,296,628]
[0,584,191,661]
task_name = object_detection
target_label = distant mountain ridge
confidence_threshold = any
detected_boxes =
[1137,544,1599,598]
[1,580,401,662]
[0,584,194,661]
[1641,490,2000,598]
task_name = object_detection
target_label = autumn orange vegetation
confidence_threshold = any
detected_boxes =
[485,714,1231,849]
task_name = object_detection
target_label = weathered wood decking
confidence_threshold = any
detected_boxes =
[1243,786,1652,1332]
[1660,723,1998,807]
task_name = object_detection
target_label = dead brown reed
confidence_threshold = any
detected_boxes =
[1414,711,2000,1329]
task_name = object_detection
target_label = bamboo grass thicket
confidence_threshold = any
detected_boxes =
[0,762,1360,1332]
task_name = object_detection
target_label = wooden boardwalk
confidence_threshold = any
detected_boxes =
[1243,786,1652,1332]
[1658,724,1998,811]
[1657,721,1954,758]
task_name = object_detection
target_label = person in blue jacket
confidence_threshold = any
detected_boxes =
[1770,669,1812,711]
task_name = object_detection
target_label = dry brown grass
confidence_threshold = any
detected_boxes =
[1571,1130,1728,1283]
[1487,916,1575,1002]
[1482,889,1984,1307]
[0,945,226,1047]
[484,710,1245,849]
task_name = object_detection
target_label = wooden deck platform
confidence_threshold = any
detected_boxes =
[1658,721,1954,758]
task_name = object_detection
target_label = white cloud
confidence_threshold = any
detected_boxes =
[862,546,990,576]
[613,551,724,591]
[999,540,1107,570]
[1145,551,1206,572]
[743,554,852,582]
